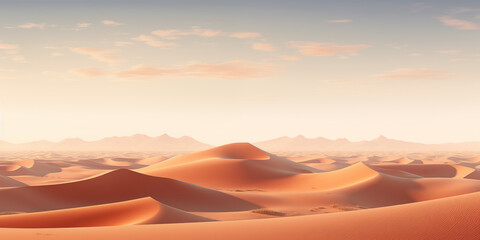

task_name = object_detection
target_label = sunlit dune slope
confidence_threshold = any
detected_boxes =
[140,143,319,189]
[0,197,214,228]
[140,144,480,204]
[1,190,479,240]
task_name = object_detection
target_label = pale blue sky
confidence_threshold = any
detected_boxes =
[1,0,479,145]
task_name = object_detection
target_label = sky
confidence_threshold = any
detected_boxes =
[0,0,479,145]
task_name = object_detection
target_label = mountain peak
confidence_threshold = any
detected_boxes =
[157,133,172,139]
[293,135,307,140]
[131,134,151,139]
[59,138,87,144]
[373,135,389,141]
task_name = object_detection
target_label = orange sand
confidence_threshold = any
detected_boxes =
[0,143,479,239]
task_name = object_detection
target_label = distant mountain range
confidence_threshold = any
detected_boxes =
[254,135,480,152]
[2,134,480,151]
[0,134,212,152]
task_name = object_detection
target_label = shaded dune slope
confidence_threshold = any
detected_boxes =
[370,164,480,179]
[0,169,258,213]
[0,197,214,228]
[0,174,26,188]
[0,159,62,177]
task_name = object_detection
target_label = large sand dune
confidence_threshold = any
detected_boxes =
[0,197,214,228]
[0,143,479,239]
[0,168,257,213]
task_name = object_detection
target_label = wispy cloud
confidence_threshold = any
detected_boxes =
[102,20,122,26]
[438,16,479,30]
[373,68,448,80]
[2,55,27,63]
[290,41,370,57]
[0,42,19,50]
[77,23,91,28]
[437,50,461,55]
[152,26,222,39]
[11,55,26,63]
[252,43,275,52]
[327,19,352,23]
[73,67,108,77]
[132,35,176,48]
[229,32,261,39]
[392,44,408,49]
[71,47,122,63]
[7,22,46,29]
[115,61,274,79]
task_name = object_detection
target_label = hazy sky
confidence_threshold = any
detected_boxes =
[1,0,479,145]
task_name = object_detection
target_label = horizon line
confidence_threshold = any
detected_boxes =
[2,133,480,146]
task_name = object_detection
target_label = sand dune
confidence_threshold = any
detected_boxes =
[320,163,480,207]
[0,168,257,213]
[75,158,144,169]
[0,143,479,239]
[0,197,213,228]
[1,189,478,240]
[0,174,26,188]
[142,147,480,202]
[0,159,62,177]
[140,143,319,189]
[371,164,480,179]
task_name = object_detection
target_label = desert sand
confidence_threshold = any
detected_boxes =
[0,142,479,239]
